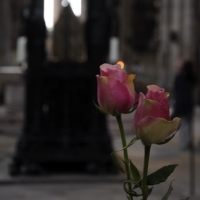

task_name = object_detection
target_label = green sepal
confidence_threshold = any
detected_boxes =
[156,132,176,145]
[157,125,180,145]
[123,103,138,114]
[146,164,178,186]
[111,152,125,173]
[130,160,141,182]
[161,180,174,200]
[93,100,108,115]
[111,108,120,117]
[122,136,138,150]
[113,136,138,155]
[93,100,121,116]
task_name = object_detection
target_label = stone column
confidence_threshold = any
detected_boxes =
[157,0,170,89]
[0,0,10,66]
[182,0,196,61]
[168,0,182,90]
[157,0,183,90]
[0,0,11,103]
[54,0,62,25]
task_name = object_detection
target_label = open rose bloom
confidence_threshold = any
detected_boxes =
[96,63,138,116]
[133,85,181,145]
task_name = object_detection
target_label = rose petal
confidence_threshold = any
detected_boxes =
[146,85,170,110]
[100,63,127,82]
[123,74,138,105]
[147,85,164,92]
[137,117,181,144]
[100,63,121,72]
[146,90,169,111]
[96,75,133,114]
[133,93,171,131]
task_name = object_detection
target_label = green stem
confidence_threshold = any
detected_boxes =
[116,115,133,200]
[142,145,151,200]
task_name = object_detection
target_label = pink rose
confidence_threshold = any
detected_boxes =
[96,63,138,115]
[133,85,180,145]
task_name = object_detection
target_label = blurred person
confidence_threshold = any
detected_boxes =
[171,59,197,150]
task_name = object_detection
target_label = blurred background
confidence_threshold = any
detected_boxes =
[1,0,200,87]
[0,0,200,199]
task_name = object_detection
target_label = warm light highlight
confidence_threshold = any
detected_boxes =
[117,61,125,69]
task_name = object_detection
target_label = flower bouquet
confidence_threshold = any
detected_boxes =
[95,63,189,200]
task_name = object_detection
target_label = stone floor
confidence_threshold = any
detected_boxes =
[0,105,200,199]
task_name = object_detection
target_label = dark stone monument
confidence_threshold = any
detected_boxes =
[9,0,116,175]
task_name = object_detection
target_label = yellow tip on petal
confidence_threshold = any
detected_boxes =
[117,61,124,69]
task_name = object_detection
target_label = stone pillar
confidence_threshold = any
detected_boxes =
[0,0,10,66]
[157,0,171,89]
[54,0,62,25]
[0,0,11,103]
[182,0,196,61]
[168,0,182,90]
[81,0,87,23]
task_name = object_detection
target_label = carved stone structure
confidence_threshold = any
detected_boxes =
[10,62,115,175]
[9,0,115,175]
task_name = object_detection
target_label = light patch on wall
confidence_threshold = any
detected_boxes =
[44,0,82,30]
[62,0,82,17]
[44,0,54,30]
